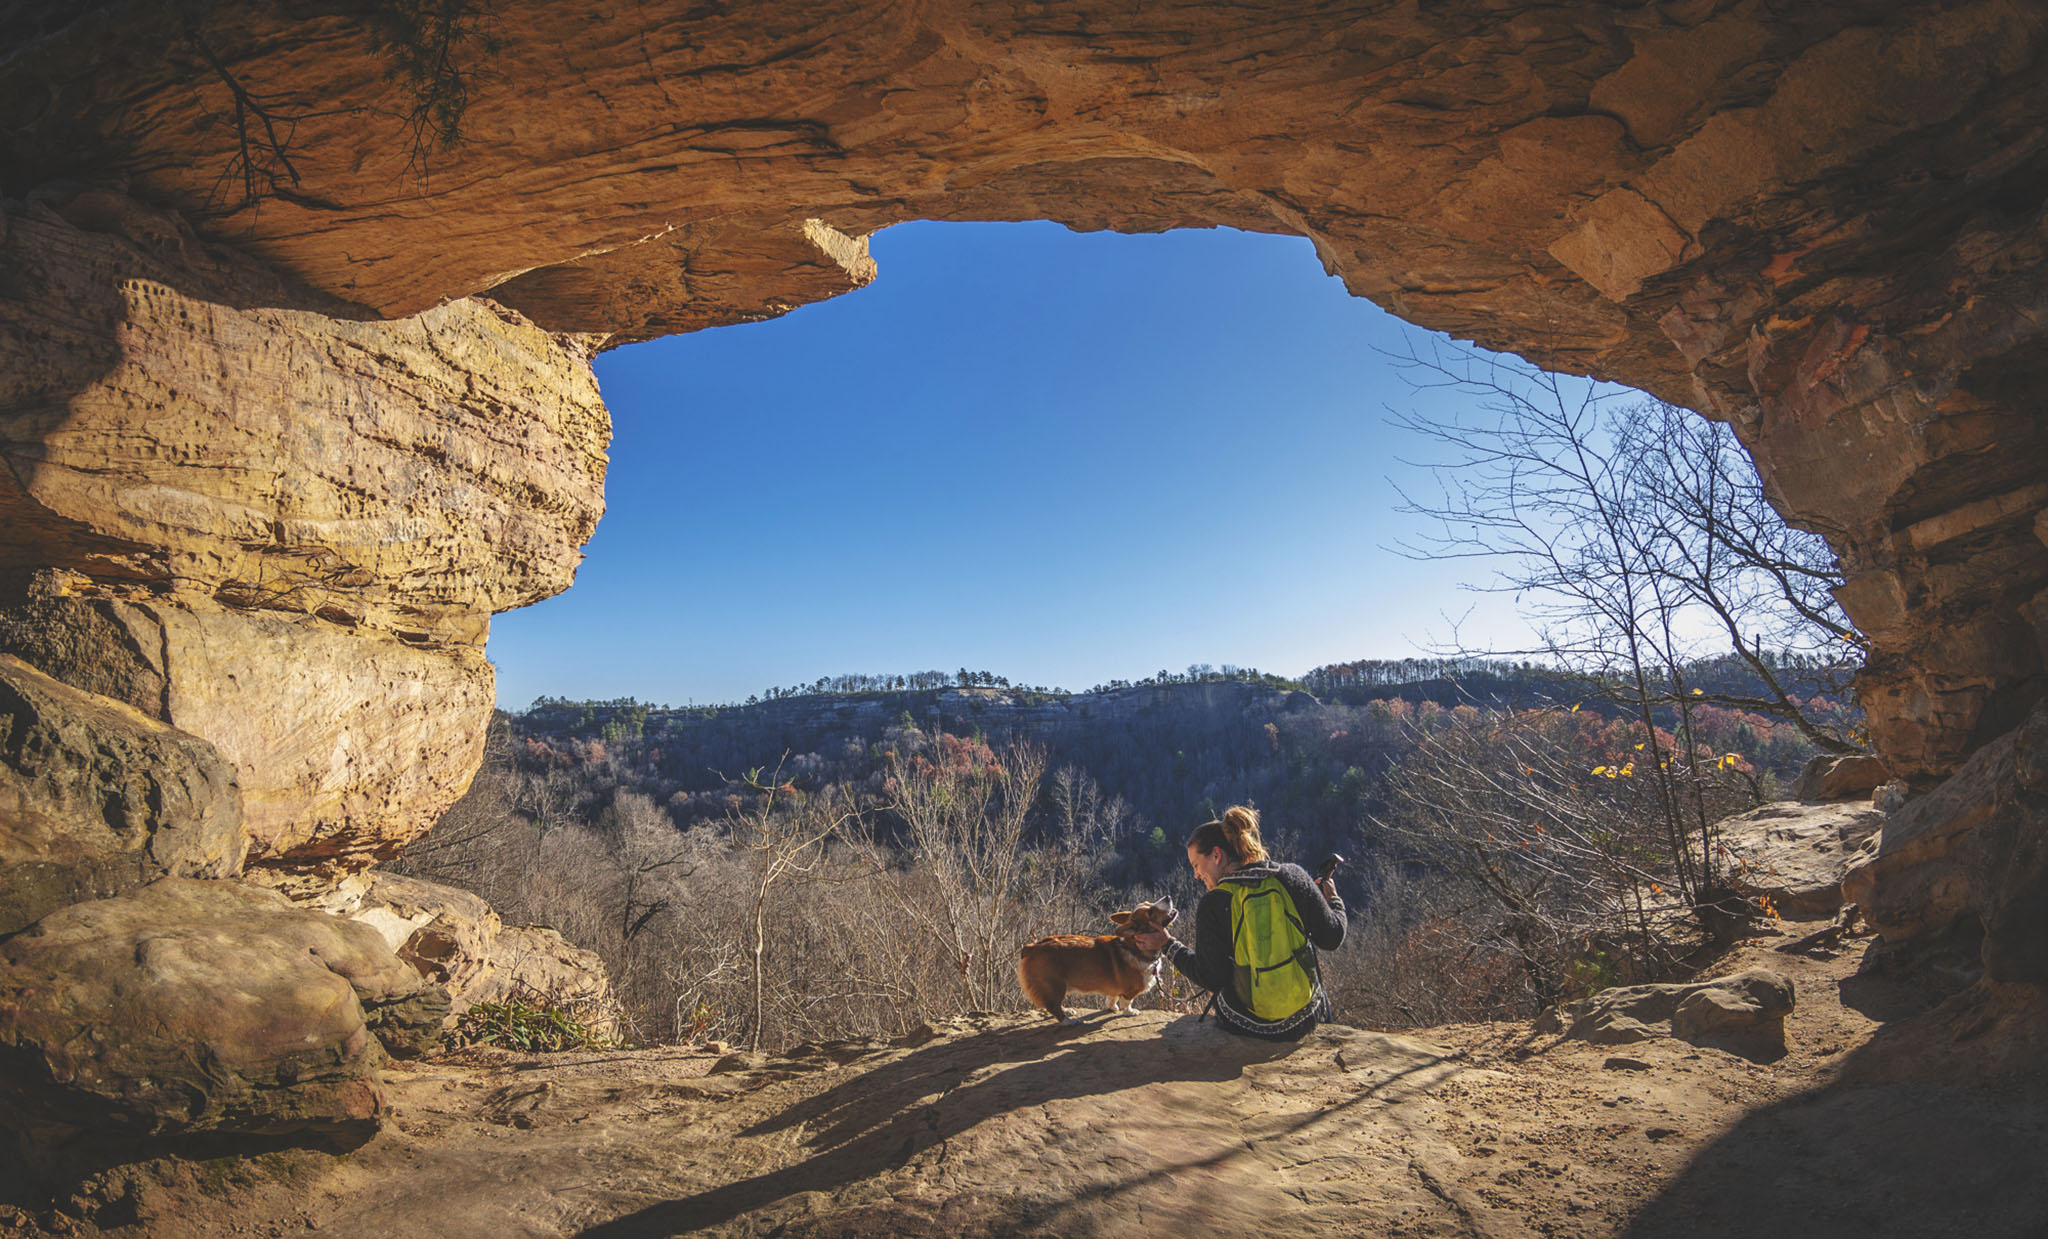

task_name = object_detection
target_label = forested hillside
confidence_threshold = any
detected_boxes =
[495,666,1830,876]
[395,660,1852,1044]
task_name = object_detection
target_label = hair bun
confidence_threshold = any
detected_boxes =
[1221,805,1268,863]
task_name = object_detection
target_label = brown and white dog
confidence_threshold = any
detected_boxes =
[1017,899,1178,1023]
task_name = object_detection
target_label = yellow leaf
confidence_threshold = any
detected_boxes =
[1571,703,1581,713]
[1633,743,1645,751]
[1591,765,1609,777]
[1691,688,1704,696]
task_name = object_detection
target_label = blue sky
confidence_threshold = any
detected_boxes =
[488,221,1557,709]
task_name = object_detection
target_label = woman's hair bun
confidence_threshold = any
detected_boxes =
[1221,805,1268,863]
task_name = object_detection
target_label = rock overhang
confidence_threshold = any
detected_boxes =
[0,0,2042,936]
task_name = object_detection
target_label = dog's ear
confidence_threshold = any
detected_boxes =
[1109,910,1134,926]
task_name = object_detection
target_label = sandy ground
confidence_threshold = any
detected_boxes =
[6,925,2046,1239]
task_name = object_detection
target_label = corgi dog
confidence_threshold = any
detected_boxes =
[1017,899,1178,1023]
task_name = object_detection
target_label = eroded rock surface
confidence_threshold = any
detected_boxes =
[0,655,246,934]
[0,192,608,876]
[0,879,448,1172]
[0,0,2038,1098]
[1547,968,1795,1058]
[0,2,2039,917]
[1845,700,2048,984]
[1717,799,1884,921]
[0,192,609,634]
[23,944,2045,1239]
[305,872,621,1035]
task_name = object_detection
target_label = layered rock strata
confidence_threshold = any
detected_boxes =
[1845,700,2048,985]
[0,191,609,877]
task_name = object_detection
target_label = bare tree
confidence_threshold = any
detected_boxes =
[864,735,1048,1012]
[611,791,696,946]
[1370,705,1761,1011]
[1389,340,1862,915]
[1612,400,1864,752]
[1037,764,1127,928]
[725,762,865,1050]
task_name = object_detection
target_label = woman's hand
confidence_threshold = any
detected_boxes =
[1315,877,1338,902]
[1134,930,1172,953]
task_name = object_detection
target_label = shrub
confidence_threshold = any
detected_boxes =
[453,988,619,1052]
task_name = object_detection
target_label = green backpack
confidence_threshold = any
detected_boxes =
[1227,875,1317,1021]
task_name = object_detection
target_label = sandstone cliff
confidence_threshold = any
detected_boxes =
[0,190,609,876]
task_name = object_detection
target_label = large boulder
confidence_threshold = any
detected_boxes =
[0,878,448,1168]
[1,592,495,886]
[1843,700,2048,984]
[0,192,609,637]
[0,654,247,934]
[1790,753,1891,802]
[305,871,622,1038]
[1546,969,1795,1058]
[1716,800,1884,921]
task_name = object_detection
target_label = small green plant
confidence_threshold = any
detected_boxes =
[1565,952,1617,1000]
[454,989,617,1052]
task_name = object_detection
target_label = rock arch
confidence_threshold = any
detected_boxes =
[1,1,2044,956]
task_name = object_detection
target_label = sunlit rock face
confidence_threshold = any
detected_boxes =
[0,654,248,935]
[0,192,609,878]
[0,2,2044,961]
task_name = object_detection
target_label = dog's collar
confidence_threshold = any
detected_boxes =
[1117,936,1166,965]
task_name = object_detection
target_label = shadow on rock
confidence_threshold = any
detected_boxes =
[1618,981,2048,1239]
[578,1015,1327,1238]
[0,1122,376,1221]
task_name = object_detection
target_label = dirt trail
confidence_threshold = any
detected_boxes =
[12,936,2047,1238]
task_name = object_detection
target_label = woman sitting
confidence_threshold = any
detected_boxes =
[1137,805,1345,1040]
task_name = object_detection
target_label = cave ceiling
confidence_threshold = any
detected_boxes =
[3,0,2047,781]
